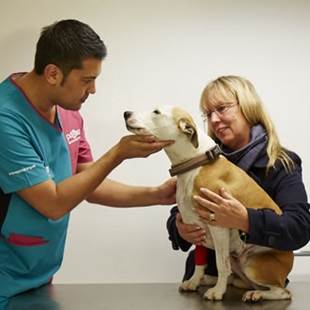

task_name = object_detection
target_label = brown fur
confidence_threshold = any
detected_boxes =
[192,155,293,288]
[245,250,294,287]
[193,156,281,215]
[173,107,199,148]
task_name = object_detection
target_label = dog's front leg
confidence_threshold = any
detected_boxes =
[179,245,207,291]
[204,227,231,301]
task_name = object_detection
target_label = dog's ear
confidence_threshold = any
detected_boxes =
[178,118,199,148]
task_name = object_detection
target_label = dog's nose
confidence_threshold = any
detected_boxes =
[124,111,133,120]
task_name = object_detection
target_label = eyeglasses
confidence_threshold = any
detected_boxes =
[201,103,237,122]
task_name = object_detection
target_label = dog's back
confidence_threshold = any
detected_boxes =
[193,155,282,214]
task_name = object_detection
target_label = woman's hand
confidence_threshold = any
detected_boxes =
[176,212,206,245]
[193,187,249,232]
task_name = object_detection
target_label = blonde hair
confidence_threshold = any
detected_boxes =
[200,75,294,172]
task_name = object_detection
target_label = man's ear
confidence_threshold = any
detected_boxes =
[178,118,199,148]
[44,64,63,86]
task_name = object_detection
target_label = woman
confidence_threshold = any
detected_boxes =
[166,75,310,281]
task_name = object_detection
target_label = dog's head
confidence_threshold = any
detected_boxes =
[124,105,199,148]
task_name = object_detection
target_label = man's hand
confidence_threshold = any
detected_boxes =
[112,135,174,163]
[176,212,206,245]
[155,177,177,205]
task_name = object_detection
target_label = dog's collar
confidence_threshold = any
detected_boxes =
[169,144,222,177]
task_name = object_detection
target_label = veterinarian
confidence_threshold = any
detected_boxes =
[167,75,310,282]
[0,19,176,308]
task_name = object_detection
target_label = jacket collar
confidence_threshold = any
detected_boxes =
[220,124,268,171]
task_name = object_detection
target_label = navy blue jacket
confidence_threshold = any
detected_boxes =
[166,150,310,280]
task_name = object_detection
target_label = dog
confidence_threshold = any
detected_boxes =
[124,106,294,302]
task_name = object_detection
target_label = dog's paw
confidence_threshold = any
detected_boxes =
[179,280,199,292]
[203,287,224,301]
[242,290,263,302]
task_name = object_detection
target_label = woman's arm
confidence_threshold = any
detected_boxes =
[247,158,310,250]
[166,206,206,251]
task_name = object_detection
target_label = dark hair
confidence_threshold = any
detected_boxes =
[34,19,107,78]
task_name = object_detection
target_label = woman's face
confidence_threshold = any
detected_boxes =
[203,100,251,150]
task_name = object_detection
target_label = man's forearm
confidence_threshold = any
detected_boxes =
[55,149,123,209]
[18,135,172,219]
[18,147,123,220]
[87,178,159,207]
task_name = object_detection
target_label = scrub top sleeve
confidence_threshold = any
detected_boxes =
[0,113,49,194]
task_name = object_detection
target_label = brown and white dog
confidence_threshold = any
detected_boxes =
[124,106,294,302]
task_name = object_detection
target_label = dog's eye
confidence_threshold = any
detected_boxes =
[153,109,161,115]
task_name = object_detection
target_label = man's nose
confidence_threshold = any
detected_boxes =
[124,111,133,120]
[88,81,96,94]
